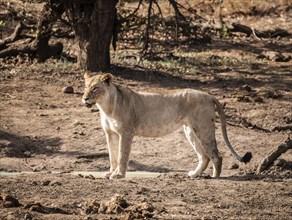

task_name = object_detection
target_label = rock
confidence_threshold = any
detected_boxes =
[1,194,21,208]
[254,96,264,103]
[228,162,239,169]
[85,199,100,214]
[257,51,291,62]
[50,181,62,186]
[283,113,292,124]
[274,159,286,167]
[73,120,84,126]
[106,194,128,214]
[84,195,157,218]
[62,86,74,94]
[25,202,70,214]
[24,212,33,220]
[91,108,99,112]
[265,91,283,99]
[237,95,251,102]
[41,180,51,186]
[240,84,252,92]
[85,175,95,180]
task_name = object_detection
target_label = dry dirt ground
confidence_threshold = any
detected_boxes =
[1,4,292,220]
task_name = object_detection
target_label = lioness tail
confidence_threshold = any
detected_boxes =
[213,97,252,164]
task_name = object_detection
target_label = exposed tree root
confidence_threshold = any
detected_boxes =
[257,138,292,174]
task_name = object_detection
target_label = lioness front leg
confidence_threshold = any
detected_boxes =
[110,133,133,179]
[102,131,119,179]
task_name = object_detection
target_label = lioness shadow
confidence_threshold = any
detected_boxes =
[128,160,172,173]
[0,130,62,158]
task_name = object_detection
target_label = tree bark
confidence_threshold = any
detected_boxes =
[64,0,118,72]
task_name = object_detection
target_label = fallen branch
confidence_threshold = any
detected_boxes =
[226,116,271,133]
[272,125,292,132]
[257,138,292,174]
[0,44,35,58]
[231,23,290,38]
[0,22,26,50]
[0,1,65,61]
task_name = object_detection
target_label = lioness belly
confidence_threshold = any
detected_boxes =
[135,120,184,137]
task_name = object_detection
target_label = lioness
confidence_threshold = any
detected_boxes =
[82,72,252,179]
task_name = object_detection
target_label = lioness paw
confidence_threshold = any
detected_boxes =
[102,172,112,179]
[188,171,200,178]
[109,172,125,179]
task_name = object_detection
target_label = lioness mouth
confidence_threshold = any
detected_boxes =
[85,103,93,108]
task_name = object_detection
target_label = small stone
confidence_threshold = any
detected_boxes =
[254,96,263,103]
[274,159,286,167]
[265,91,283,99]
[32,181,38,186]
[24,212,33,220]
[241,85,252,92]
[50,181,62,186]
[41,180,51,186]
[237,95,251,102]
[62,86,74,94]
[228,162,239,169]
[39,113,48,117]
[85,175,95,180]
[2,194,21,207]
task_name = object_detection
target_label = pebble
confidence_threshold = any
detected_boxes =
[41,180,51,186]
[228,162,239,169]
[62,86,74,94]
[254,96,264,103]
[24,212,33,220]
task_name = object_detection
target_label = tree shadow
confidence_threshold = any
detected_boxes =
[0,130,63,158]
[180,38,292,55]
[112,33,291,94]
[111,61,291,93]
[111,64,199,90]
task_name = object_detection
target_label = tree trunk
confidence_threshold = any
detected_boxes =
[64,0,118,72]
[34,1,65,62]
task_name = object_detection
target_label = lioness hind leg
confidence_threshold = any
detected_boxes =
[198,135,222,178]
[204,146,222,178]
[184,126,210,178]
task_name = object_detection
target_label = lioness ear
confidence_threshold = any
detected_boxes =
[100,73,113,86]
[84,71,94,80]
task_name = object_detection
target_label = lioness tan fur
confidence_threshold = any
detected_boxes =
[82,72,252,179]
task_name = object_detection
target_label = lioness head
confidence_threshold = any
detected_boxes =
[82,72,113,108]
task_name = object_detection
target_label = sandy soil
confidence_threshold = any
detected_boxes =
[1,4,292,219]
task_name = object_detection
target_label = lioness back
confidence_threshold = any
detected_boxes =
[133,89,215,137]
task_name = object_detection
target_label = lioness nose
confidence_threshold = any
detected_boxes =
[83,97,89,101]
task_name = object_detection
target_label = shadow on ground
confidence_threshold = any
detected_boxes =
[0,130,62,158]
[111,60,291,93]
